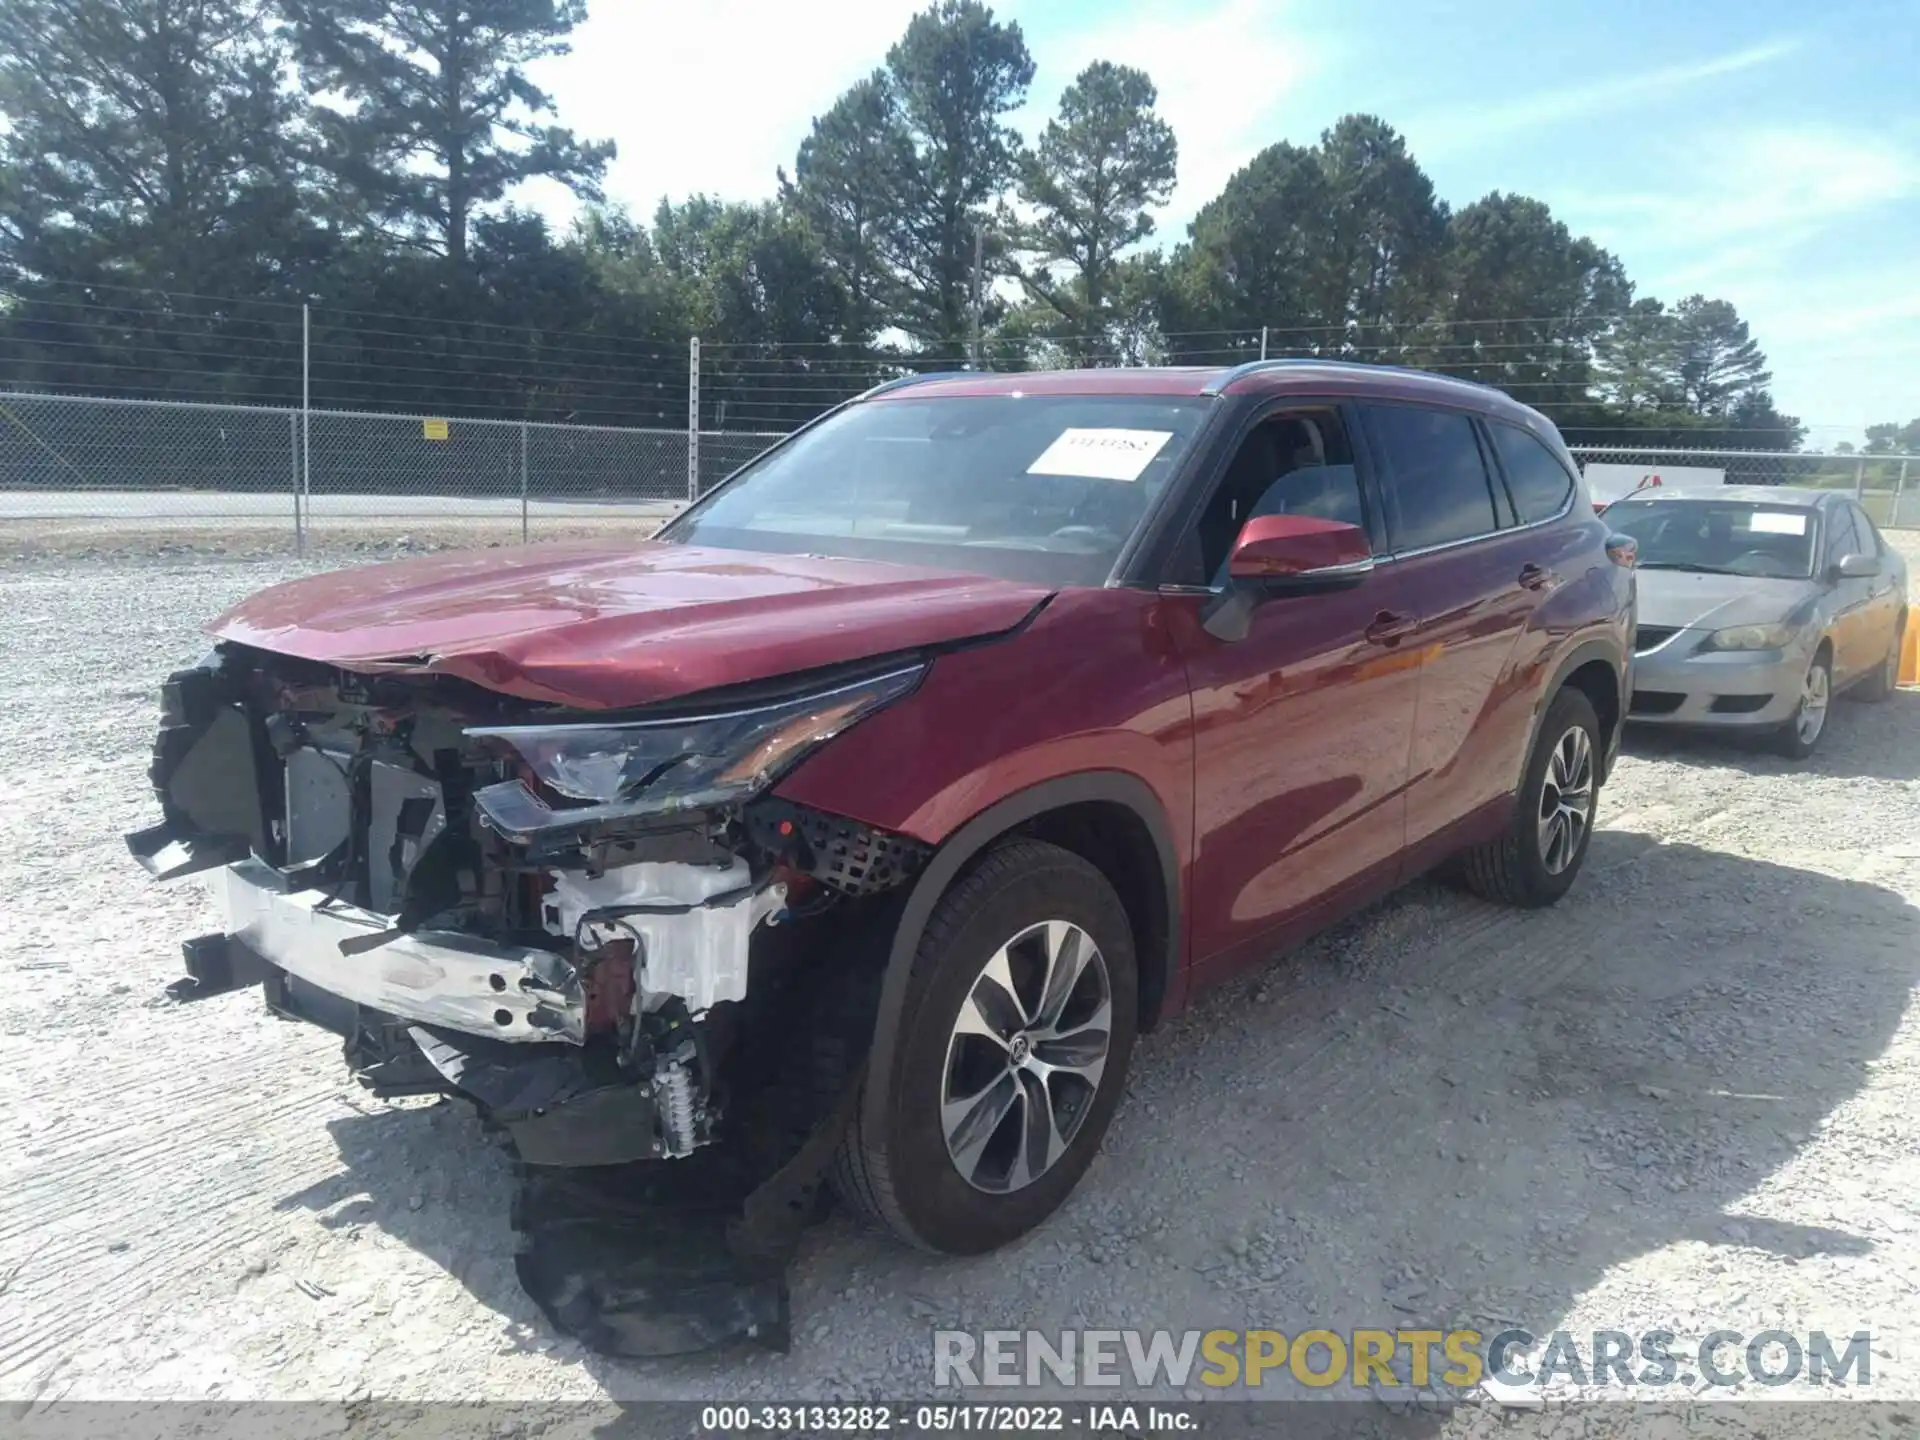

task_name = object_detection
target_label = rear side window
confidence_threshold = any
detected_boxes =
[1361,405,1499,552]
[1490,422,1576,524]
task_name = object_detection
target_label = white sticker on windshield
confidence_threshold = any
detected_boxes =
[1750,512,1808,535]
[1026,428,1173,482]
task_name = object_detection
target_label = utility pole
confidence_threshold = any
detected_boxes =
[969,224,984,369]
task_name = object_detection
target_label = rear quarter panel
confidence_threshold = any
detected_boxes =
[1403,508,1631,869]
[1510,511,1634,780]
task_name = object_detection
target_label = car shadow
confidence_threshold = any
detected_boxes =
[1625,686,1920,782]
[279,835,1919,1423]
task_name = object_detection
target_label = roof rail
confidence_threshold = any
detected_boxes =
[858,370,976,399]
[1200,357,1321,394]
[1202,357,1506,396]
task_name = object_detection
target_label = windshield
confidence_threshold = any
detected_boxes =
[1604,499,1817,579]
[661,393,1212,585]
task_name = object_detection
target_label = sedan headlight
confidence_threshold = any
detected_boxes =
[467,664,922,845]
[1704,623,1798,652]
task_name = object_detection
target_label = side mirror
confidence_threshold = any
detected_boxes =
[1202,514,1373,642]
[1225,513,1373,586]
[1832,552,1878,580]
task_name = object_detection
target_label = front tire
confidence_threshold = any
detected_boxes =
[1772,650,1832,758]
[832,838,1138,1255]
[1457,687,1602,908]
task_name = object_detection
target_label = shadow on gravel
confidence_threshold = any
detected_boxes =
[282,835,1920,1421]
[1624,688,1920,782]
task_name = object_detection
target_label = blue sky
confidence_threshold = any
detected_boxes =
[529,0,1919,445]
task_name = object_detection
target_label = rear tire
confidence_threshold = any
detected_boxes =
[1457,687,1602,908]
[831,838,1137,1255]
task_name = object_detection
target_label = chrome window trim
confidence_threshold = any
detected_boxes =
[1373,484,1578,566]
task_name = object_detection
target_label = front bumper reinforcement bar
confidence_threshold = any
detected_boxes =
[214,857,587,1045]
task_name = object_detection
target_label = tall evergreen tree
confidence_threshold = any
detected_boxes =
[281,0,613,265]
[1157,140,1330,357]
[1667,293,1771,416]
[878,0,1034,358]
[1014,61,1177,361]
[779,72,910,348]
[1439,193,1628,408]
[1593,297,1680,410]
[1308,115,1447,356]
[0,0,306,292]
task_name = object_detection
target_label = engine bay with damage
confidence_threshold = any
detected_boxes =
[127,641,933,1354]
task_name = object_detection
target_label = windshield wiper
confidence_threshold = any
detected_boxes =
[1637,561,1734,574]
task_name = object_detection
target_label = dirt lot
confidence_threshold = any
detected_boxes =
[1,537,1917,1424]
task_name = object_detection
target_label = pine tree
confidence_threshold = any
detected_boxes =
[282,0,613,265]
[1015,61,1177,362]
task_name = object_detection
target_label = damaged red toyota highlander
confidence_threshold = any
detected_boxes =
[129,361,1633,1349]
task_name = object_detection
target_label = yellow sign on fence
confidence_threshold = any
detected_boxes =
[422,418,450,441]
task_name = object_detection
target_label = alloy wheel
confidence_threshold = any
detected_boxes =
[1797,661,1830,744]
[940,920,1112,1194]
[1536,725,1594,876]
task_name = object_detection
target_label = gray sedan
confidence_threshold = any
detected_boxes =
[1609,487,1909,758]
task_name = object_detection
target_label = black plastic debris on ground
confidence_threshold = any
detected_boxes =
[513,1159,791,1357]
[509,1066,861,1359]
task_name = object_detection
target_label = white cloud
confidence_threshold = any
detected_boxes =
[1409,38,1800,155]
[1559,127,1920,433]
[1574,127,1920,260]
[523,0,933,224]
[523,0,1317,238]
[1018,0,1320,232]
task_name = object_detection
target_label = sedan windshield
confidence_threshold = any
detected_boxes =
[1604,499,1817,579]
[661,393,1213,585]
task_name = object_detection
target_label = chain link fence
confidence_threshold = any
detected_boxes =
[1,384,1914,551]
[1569,446,1918,528]
[0,389,707,546]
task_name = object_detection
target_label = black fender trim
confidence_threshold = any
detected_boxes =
[858,771,1182,1136]
[1538,636,1627,784]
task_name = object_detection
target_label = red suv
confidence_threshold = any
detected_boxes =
[130,361,1631,1338]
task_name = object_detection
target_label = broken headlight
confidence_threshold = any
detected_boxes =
[468,664,923,844]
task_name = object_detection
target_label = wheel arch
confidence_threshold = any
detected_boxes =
[860,772,1181,1134]
[1539,638,1624,784]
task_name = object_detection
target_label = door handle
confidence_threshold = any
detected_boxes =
[1365,611,1420,646]
[1518,563,1554,591]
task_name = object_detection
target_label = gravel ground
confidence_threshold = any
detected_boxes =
[1,540,1917,1426]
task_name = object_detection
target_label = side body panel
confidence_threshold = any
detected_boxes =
[1819,503,1871,682]
[1856,503,1909,674]
[1162,575,1421,976]
[1393,516,1612,855]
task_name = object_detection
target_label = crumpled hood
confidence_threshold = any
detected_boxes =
[209,541,1053,708]
[1635,569,1819,631]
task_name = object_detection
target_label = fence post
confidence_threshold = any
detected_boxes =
[301,302,312,534]
[687,336,701,503]
[1898,458,1910,527]
[1260,325,1269,360]
[1854,456,1866,500]
[290,410,303,555]
[519,421,529,544]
